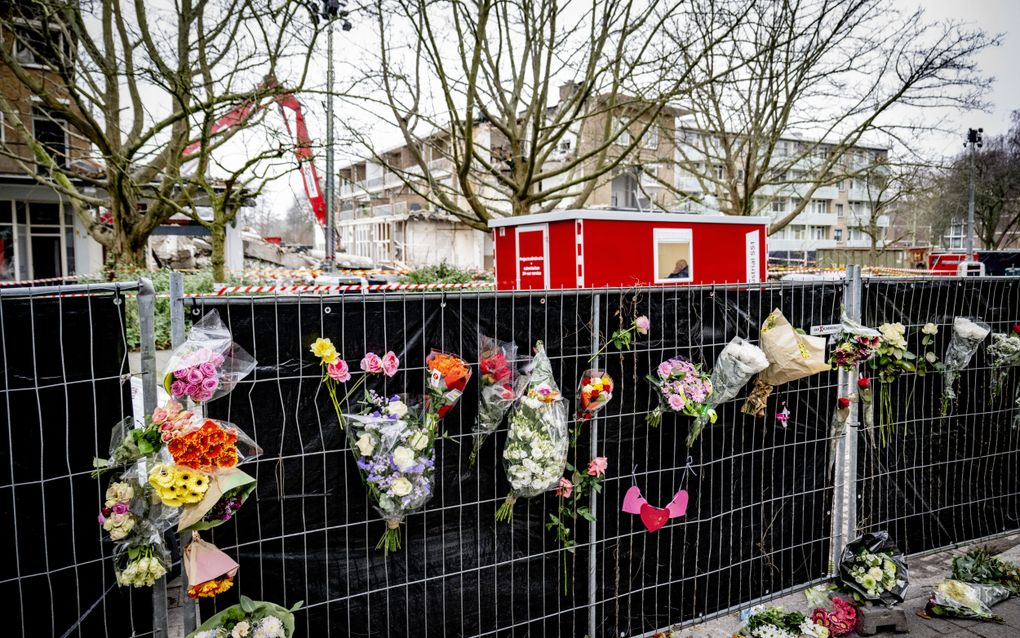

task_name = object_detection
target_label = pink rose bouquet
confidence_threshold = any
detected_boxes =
[163,310,256,404]
[646,356,714,427]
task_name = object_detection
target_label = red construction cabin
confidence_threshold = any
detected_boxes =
[490,210,770,290]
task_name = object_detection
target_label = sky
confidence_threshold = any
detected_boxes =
[262,0,1020,220]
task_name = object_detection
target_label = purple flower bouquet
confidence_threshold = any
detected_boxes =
[345,395,436,553]
[645,355,715,427]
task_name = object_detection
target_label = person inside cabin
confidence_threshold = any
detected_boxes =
[668,258,689,279]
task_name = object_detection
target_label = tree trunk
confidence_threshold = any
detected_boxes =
[210,222,226,282]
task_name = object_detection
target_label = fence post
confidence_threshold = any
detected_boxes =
[831,266,863,570]
[138,277,168,638]
[588,293,600,637]
[169,272,198,633]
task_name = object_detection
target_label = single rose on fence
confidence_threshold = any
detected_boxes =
[588,313,650,361]
[496,341,569,522]
[546,456,609,594]
[162,310,256,404]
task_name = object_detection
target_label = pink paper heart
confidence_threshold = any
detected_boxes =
[666,489,689,518]
[622,485,645,514]
[639,503,670,532]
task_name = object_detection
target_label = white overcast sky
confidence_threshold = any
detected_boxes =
[261,0,1020,219]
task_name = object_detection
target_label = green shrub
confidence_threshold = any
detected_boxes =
[399,262,492,284]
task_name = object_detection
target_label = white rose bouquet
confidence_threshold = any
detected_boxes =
[689,337,769,447]
[187,596,300,638]
[496,341,569,522]
[346,393,436,553]
[988,330,1020,401]
[113,539,170,588]
[837,531,908,605]
[941,317,991,415]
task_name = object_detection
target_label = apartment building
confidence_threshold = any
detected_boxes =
[336,89,682,269]
[0,9,104,280]
[671,129,891,261]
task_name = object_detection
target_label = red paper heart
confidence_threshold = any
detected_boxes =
[639,503,670,532]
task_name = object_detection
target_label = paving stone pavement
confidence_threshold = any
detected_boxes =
[673,535,1020,638]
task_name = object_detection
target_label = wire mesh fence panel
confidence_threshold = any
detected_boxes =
[183,281,844,637]
[592,282,843,636]
[0,284,155,638]
[857,277,1020,556]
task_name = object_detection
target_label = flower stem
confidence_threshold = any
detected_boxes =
[376,520,402,553]
[495,493,517,523]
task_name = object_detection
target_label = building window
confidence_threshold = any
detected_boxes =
[11,22,71,69]
[812,199,828,214]
[836,180,845,190]
[791,225,805,240]
[32,110,69,171]
[834,228,843,241]
[643,124,658,150]
[615,118,631,146]
[771,198,786,214]
[810,226,826,240]
[835,203,844,217]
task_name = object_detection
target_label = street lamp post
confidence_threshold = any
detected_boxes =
[964,127,983,260]
[319,1,351,273]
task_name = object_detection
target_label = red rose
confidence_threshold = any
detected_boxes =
[1013,324,1020,335]
[838,397,850,409]
[857,377,871,389]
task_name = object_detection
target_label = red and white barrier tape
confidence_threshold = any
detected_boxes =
[208,282,493,295]
[0,274,84,287]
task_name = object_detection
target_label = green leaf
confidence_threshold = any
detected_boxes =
[239,596,256,614]
[290,600,304,612]
[578,509,596,523]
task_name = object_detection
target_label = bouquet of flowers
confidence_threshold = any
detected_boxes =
[424,349,472,431]
[97,477,141,541]
[742,309,830,418]
[496,341,569,522]
[810,596,858,637]
[113,538,170,588]
[868,323,918,445]
[163,310,256,404]
[166,419,262,472]
[92,400,198,478]
[829,315,881,371]
[184,532,239,599]
[311,338,400,429]
[688,337,769,446]
[951,546,1020,595]
[925,580,1010,622]
[470,335,528,467]
[734,605,829,638]
[988,331,1020,401]
[940,317,991,415]
[177,467,258,532]
[148,462,212,508]
[574,369,614,443]
[188,596,301,638]
[346,395,436,552]
[837,532,908,605]
[645,355,714,429]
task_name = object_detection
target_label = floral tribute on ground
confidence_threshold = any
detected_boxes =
[837,531,908,605]
[470,335,528,467]
[734,605,832,638]
[496,341,569,522]
[187,596,302,638]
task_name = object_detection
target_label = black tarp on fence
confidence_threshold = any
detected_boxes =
[191,281,842,637]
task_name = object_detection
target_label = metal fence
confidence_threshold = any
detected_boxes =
[855,276,1020,555]
[5,273,1020,637]
[0,281,160,638]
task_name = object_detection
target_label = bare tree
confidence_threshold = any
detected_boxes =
[848,160,929,259]
[0,0,318,268]
[663,0,996,235]
[345,0,741,230]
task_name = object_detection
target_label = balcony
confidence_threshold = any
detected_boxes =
[767,237,838,252]
[845,214,889,228]
[674,176,704,192]
[792,212,838,226]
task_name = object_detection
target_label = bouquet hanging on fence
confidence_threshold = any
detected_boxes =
[470,335,529,467]
[837,531,908,605]
[645,355,714,428]
[311,338,400,429]
[346,395,436,552]
[166,418,262,472]
[546,456,608,594]
[742,309,829,418]
[829,315,881,371]
[940,317,991,415]
[734,605,830,638]
[988,330,1020,401]
[424,349,472,432]
[925,580,1010,622]
[951,546,1020,595]
[688,337,769,446]
[867,323,918,445]
[188,596,301,638]
[92,399,196,476]
[163,310,256,404]
[97,476,144,541]
[573,369,614,443]
[177,467,257,532]
[496,341,569,522]
[184,532,239,599]
[113,535,170,588]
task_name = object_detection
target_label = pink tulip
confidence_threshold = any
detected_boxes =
[381,351,399,377]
